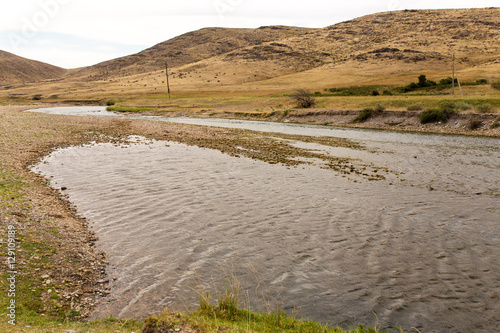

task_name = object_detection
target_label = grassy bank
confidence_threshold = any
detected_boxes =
[1,106,402,332]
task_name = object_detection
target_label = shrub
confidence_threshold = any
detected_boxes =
[491,122,500,129]
[455,102,473,111]
[372,90,380,96]
[420,109,451,124]
[492,82,500,90]
[291,89,316,108]
[32,94,43,100]
[467,117,482,130]
[382,90,393,96]
[438,100,457,113]
[407,103,424,111]
[353,108,373,123]
[418,75,427,87]
[476,104,493,113]
[374,103,386,112]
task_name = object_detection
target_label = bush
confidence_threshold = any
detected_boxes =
[467,117,483,130]
[372,90,380,96]
[455,102,473,111]
[491,122,500,129]
[407,103,424,111]
[374,103,386,112]
[353,108,373,123]
[32,94,43,100]
[476,104,493,113]
[492,82,500,90]
[438,100,457,113]
[420,109,451,124]
[291,89,316,108]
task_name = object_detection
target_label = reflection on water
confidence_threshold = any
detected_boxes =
[30,107,500,332]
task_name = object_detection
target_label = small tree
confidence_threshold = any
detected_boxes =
[291,89,316,108]
[418,75,427,87]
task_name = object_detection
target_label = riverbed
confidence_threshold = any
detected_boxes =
[30,106,500,332]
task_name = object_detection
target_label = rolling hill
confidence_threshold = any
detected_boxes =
[66,7,499,88]
[69,26,315,81]
[0,50,66,85]
[1,7,498,97]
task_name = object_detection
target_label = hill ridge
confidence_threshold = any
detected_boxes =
[0,50,66,85]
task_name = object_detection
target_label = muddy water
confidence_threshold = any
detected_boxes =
[30,107,500,332]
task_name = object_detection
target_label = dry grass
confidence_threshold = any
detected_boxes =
[1,8,499,101]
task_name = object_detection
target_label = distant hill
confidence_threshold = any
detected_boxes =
[66,7,498,85]
[0,51,66,85]
[69,26,314,81]
[1,7,498,94]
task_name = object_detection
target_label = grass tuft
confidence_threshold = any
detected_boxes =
[476,104,493,113]
[106,106,155,112]
[407,103,423,111]
[420,109,451,124]
[353,108,373,123]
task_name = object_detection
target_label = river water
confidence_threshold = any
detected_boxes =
[30,107,500,332]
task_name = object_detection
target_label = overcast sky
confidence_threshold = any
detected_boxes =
[0,0,497,68]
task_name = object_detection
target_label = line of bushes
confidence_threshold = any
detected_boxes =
[320,75,493,97]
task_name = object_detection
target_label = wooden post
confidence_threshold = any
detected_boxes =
[165,61,171,99]
[452,53,455,96]
[457,73,464,96]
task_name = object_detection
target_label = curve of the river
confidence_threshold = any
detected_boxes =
[30,106,500,332]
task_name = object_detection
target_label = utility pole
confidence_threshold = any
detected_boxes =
[165,61,171,99]
[452,53,464,97]
[452,53,455,96]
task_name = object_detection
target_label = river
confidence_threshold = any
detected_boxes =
[30,106,500,332]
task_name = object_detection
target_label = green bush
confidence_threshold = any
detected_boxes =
[407,103,423,111]
[353,108,373,123]
[455,102,473,111]
[491,122,500,129]
[420,109,451,124]
[491,82,500,90]
[438,100,457,113]
[374,103,386,112]
[476,104,493,113]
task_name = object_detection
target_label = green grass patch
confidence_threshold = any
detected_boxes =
[476,104,493,113]
[106,106,155,112]
[353,109,373,123]
[0,313,143,333]
[420,109,452,124]
[323,85,389,97]
[0,172,25,202]
[143,295,401,333]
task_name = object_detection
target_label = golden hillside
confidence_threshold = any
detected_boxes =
[0,50,66,85]
[68,26,314,81]
[1,7,499,99]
